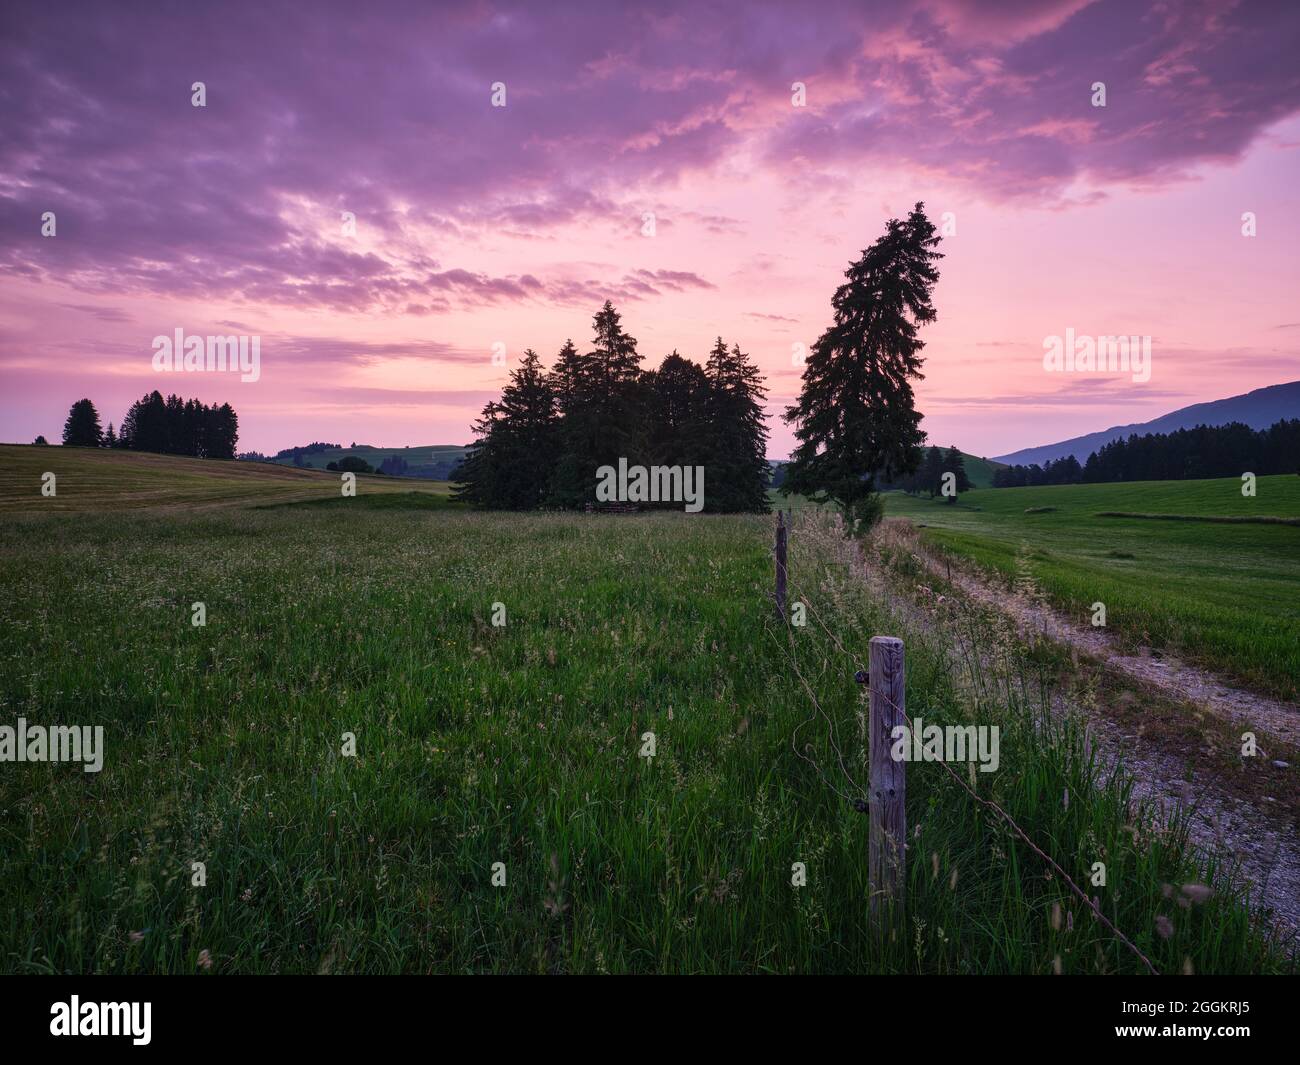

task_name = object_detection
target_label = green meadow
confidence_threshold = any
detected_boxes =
[884,477,1300,702]
[0,449,1290,973]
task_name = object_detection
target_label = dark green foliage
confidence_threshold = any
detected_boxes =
[996,419,1300,487]
[455,349,559,509]
[703,338,770,512]
[62,398,103,447]
[942,445,971,502]
[118,390,238,459]
[456,304,770,512]
[335,455,373,474]
[781,204,941,523]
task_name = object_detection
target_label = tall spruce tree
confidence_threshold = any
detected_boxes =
[455,350,557,508]
[646,351,709,472]
[548,338,593,507]
[921,445,945,497]
[704,338,770,512]
[942,445,971,501]
[62,398,103,447]
[781,203,941,523]
[551,301,644,506]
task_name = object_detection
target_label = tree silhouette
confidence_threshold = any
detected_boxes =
[62,398,103,447]
[781,204,941,524]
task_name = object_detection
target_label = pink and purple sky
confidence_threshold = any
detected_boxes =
[2,0,1298,458]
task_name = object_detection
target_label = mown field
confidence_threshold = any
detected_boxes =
[0,445,452,513]
[0,452,1291,973]
[884,477,1300,702]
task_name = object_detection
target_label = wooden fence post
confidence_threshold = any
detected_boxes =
[774,511,788,622]
[868,635,906,919]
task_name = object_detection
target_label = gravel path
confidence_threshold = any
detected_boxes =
[857,517,1300,948]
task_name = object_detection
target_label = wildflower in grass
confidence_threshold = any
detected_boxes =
[197,949,213,970]
[1155,915,1174,939]
[1180,883,1212,904]
[129,931,144,944]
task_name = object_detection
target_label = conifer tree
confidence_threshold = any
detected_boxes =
[782,204,941,523]
[704,338,770,512]
[62,398,103,447]
[941,445,971,501]
[456,350,557,508]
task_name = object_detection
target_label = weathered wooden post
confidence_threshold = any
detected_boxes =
[868,636,906,918]
[774,510,788,622]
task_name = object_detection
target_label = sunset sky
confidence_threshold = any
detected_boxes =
[2,0,1298,459]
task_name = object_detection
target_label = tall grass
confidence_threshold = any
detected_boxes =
[0,501,1288,972]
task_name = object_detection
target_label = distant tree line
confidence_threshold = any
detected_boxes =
[884,445,971,500]
[456,300,770,512]
[271,442,342,466]
[993,420,1300,487]
[58,393,238,459]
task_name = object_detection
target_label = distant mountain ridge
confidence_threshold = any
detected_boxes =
[992,381,1300,467]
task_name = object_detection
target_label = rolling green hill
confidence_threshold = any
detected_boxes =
[270,443,470,478]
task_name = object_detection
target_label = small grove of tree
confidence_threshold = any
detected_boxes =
[118,391,239,459]
[62,398,103,447]
[992,420,1300,487]
[326,455,375,474]
[455,302,770,512]
[274,442,342,464]
[781,203,942,525]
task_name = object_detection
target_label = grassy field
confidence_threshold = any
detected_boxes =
[0,452,1290,973]
[884,477,1300,702]
[0,445,453,513]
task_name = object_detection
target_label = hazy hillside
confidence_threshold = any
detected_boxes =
[270,443,470,479]
[993,380,1300,466]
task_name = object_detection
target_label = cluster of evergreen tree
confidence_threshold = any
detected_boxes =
[273,441,342,466]
[59,394,238,458]
[993,420,1300,487]
[886,445,971,500]
[455,301,770,512]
